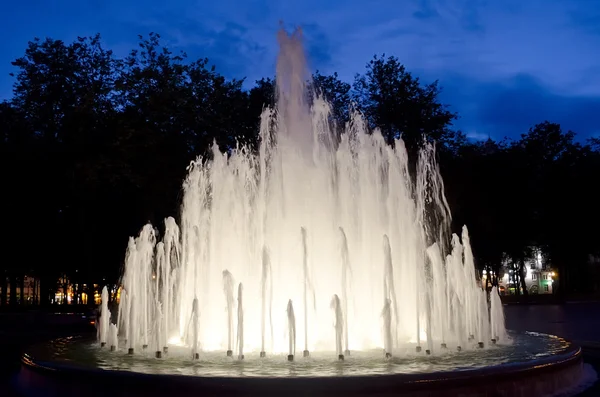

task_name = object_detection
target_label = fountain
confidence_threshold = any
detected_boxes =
[101,26,510,360]
[17,27,594,397]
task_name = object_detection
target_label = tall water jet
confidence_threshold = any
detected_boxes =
[223,270,235,357]
[260,246,271,358]
[154,303,162,358]
[108,323,118,352]
[154,242,164,350]
[128,296,135,355]
[427,243,447,349]
[490,286,506,343]
[192,297,199,359]
[382,297,392,359]
[462,226,478,343]
[383,235,399,349]
[116,288,128,345]
[301,227,311,358]
[447,234,466,350]
[237,283,244,360]
[163,218,180,354]
[425,291,433,355]
[339,227,351,356]
[276,26,312,151]
[287,300,296,361]
[331,294,344,360]
[98,286,109,347]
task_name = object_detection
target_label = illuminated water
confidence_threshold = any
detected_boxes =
[101,27,508,362]
[39,332,563,377]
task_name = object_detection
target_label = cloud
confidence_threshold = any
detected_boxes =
[439,72,600,140]
[2,0,600,140]
[319,0,600,98]
[465,131,490,141]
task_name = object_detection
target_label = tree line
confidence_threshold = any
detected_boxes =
[1,33,599,305]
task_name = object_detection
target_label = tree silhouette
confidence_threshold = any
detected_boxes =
[352,54,457,158]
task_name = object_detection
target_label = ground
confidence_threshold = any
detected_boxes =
[1,303,599,396]
[504,302,600,396]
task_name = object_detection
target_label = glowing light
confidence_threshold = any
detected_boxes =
[168,336,185,347]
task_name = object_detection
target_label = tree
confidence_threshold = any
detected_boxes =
[8,35,120,303]
[519,122,596,295]
[0,101,35,305]
[352,55,457,158]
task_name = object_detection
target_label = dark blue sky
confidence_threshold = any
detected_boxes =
[2,0,600,140]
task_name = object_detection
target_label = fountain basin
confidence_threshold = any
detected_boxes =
[15,332,590,397]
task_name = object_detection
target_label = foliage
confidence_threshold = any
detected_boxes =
[352,54,457,157]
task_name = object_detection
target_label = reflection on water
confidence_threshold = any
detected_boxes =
[30,332,570,378]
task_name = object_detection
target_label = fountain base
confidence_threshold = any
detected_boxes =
[155,351,162,359]
[100,342,106,348]
[425,350,431,355]
[128,348,134,355]
[385,352,392,359]
[238,355,244,360]
[303,350,309,358]
[143,344,148,350]
[194,353,200,360]
[415,346,422,353]
[260,351,266,358]
[17,333,591,397]
[441,343,447,349]
[226,350,233,357]
[491,339,497,345]
[477,342,484,349]
[110,345,116,352]
[163,347,168,354]
[457,346,462,352]
[338,354,344,361]
[344,349,350,356]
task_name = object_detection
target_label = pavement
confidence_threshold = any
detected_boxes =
[1,303,599,396]
[0,311,95,397]
[504,302,600,396]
